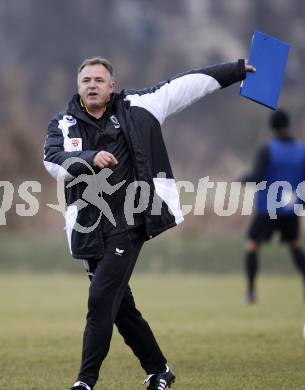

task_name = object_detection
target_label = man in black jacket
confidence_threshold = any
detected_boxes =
[44,57,255,390]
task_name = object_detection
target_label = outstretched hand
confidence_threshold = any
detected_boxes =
[245,59,256,73]
[246,64,256,72]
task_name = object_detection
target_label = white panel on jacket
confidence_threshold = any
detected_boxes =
[65,204,78,255]
[58,115,80,152]
[43,161,74,181]
[126,73,221,125]
[153,178,184,225]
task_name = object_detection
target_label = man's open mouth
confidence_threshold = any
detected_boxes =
[88,92,98,97]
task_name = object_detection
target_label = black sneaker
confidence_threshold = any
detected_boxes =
[143,365,176,389]
[71,381,92,390]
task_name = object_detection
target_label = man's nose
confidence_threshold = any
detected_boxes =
[88,81,97,88]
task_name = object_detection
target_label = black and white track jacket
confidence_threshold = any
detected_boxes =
[44,59,246,259]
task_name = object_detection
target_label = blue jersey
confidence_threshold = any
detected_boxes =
[256,138,305,215]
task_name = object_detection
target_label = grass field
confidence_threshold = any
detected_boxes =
[0,232,302,275]
[0,273,305,389]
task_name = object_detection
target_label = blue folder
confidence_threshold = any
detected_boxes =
[240,31,290,109]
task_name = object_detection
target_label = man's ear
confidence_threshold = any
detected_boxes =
[77,76,81,93]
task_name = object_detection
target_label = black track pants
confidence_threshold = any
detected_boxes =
[77,228,167,388]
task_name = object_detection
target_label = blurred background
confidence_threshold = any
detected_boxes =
[1,0,305,273]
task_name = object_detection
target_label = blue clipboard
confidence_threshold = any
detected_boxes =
[240,31,290,110]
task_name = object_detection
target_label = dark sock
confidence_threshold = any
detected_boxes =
[245,251,258,293]
[150,364,167,375]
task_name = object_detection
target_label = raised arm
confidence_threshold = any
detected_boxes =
[125,59,251,125]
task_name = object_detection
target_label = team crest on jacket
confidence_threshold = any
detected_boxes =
[69,137,82,151]
[110,115,120,128]
[65,115,77,126]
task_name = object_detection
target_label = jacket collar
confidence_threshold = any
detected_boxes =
[67,93,117,128]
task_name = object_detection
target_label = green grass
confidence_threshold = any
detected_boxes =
[0,232,302,274]
[0,274,305,389]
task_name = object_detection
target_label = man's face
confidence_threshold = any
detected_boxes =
[78,64,115,111]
